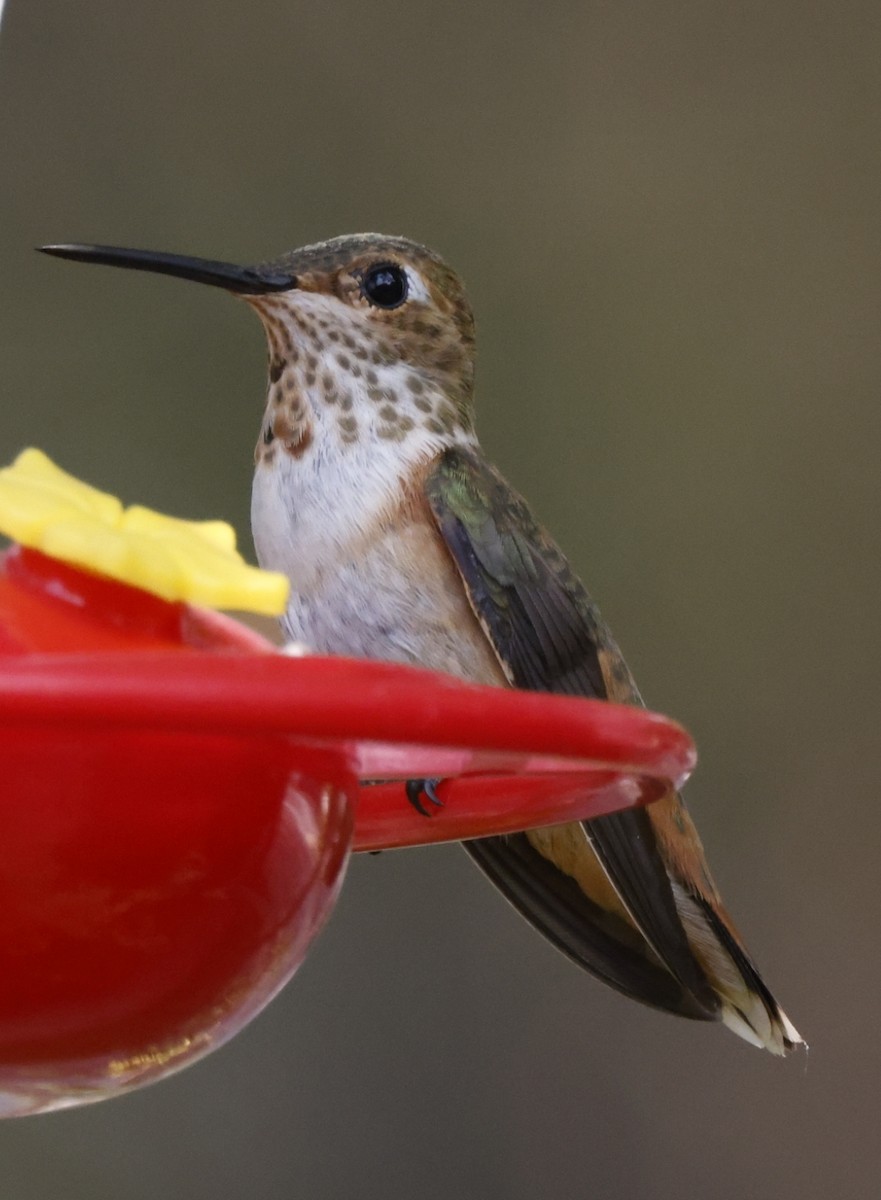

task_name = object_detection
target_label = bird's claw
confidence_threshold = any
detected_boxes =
[405,777,445,817]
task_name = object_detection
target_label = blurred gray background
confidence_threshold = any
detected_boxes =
[0,1,878,1196]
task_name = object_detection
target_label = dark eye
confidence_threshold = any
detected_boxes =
[362,263,408,309]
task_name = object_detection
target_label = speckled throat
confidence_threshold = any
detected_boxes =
[250,290,470,466]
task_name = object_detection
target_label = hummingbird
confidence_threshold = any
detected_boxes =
[41,235,802,1054]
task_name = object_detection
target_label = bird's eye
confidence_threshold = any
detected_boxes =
[362,263,408,309]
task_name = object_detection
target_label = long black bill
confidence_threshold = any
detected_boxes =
[38,244,297,295]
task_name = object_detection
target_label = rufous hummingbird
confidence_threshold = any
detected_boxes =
[41,235,802,1053]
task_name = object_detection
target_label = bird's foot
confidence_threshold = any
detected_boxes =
[405,777,445,817]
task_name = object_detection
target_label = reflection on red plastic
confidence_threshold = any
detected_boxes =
[0,544,695,1114]
[0,545,272,655]
[0,733,352,1115]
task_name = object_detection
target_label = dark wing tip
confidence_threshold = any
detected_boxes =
[465,834,719,1021]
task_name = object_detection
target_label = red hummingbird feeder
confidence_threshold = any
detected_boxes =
[0,451,695,1116]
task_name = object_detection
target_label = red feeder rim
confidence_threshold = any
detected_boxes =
[0,543,697,849]
[0,651,695,851]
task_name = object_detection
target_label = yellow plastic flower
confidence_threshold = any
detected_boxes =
[0,449,290,615]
